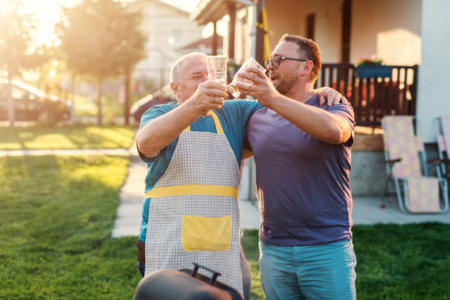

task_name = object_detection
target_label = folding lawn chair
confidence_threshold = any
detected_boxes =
[381,116,449,213]
[433,116,450,179]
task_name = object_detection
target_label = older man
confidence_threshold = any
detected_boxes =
[135,51,344,299]
[238,34,356,300]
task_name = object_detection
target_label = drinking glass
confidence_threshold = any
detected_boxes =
[205,56,227,116]
[227,57,266,98]
[207,56,228,84]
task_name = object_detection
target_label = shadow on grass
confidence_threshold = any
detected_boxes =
[0,125,137,150]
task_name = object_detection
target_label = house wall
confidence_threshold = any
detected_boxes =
[263,0,422,65]
[264,0,341,63]
[301,0,342,63]
[351,0,422,65]
[129,1,203,91]
[266,0,303,51]
[417,0,450,142]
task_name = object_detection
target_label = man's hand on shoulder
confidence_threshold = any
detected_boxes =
[315,87,348,107]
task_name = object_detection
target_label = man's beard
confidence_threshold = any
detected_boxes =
[274,73,299,96]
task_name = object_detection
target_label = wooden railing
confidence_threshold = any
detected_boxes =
[314,63,419,128]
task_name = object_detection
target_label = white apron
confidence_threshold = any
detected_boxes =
[144,112,243,295]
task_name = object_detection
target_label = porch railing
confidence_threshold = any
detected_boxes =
[314,63,419,128]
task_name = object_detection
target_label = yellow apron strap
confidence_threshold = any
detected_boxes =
[182,112,223,134]
[145,184,238,198]
[211,111,224,135]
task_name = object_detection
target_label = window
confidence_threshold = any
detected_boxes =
[168,28,184,45]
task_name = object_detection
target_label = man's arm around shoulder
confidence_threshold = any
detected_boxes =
[236,68,352,145]
[271,96,353,144]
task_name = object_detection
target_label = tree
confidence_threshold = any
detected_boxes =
[56,0,146,126]
[0,0,48,127]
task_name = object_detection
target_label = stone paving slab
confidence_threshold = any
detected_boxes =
[112,160,145,238]
[352,197,450,225]
[239,200,261,230]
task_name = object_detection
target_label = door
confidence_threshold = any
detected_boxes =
[341,0,352,62]
[306,13,315,41]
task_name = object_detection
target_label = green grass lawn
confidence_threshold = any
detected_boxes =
[0,126,137,150]
[0,155,137,299]
[1,155,450,299]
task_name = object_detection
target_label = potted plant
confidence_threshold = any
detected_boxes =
[356,56,393,78]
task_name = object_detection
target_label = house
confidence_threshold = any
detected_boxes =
[177,35,224,56]
[191,0,450,197]
[127,0,204,91]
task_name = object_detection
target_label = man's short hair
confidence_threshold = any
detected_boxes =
[279,34,321,83]
[170,52,207,83]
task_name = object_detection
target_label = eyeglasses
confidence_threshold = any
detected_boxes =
[264,56,309,68]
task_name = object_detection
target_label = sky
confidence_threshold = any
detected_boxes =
[21,0,203,44]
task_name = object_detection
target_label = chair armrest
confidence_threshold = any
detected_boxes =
[385,158,401,165]
[427,158,450,165]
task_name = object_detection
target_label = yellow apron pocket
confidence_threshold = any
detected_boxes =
[182,215,232,252]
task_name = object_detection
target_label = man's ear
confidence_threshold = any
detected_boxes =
[301,61,314,77]
[170,82,180,98]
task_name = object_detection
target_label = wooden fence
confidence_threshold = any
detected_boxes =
[315,63,419,128]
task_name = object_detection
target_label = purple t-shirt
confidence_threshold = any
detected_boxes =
[244,94,355,246]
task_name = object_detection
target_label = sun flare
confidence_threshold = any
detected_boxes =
[20,0,202,45]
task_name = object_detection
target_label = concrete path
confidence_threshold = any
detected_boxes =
[111,158,147,238]
[352,197,450,225]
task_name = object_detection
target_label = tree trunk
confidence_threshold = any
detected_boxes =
[70,73,76,125]
[97,75,103,126]
[124,71,130,125]
[7,70,14,127]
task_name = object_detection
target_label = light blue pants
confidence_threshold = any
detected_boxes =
[259,239,357,300]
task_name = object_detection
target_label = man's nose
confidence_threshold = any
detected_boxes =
[266,62,275,70]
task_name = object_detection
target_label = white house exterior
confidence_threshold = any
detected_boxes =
[128,0,204,90]
[193,0,450,143]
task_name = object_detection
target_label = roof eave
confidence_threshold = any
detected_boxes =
[191,0,254,25]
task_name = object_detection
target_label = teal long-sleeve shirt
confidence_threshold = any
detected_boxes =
[137,99,263,242]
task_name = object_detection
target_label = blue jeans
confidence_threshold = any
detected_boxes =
[138,244,251,300]
[259,239,357,300]
[138,261,145,277]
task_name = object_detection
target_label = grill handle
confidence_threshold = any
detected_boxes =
[191,263,222,285]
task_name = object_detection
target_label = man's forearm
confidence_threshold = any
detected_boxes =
[270,96,351,144]
[136,102,201,157]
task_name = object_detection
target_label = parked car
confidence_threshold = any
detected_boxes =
[0,79,71,123]
[130,84,176,123]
